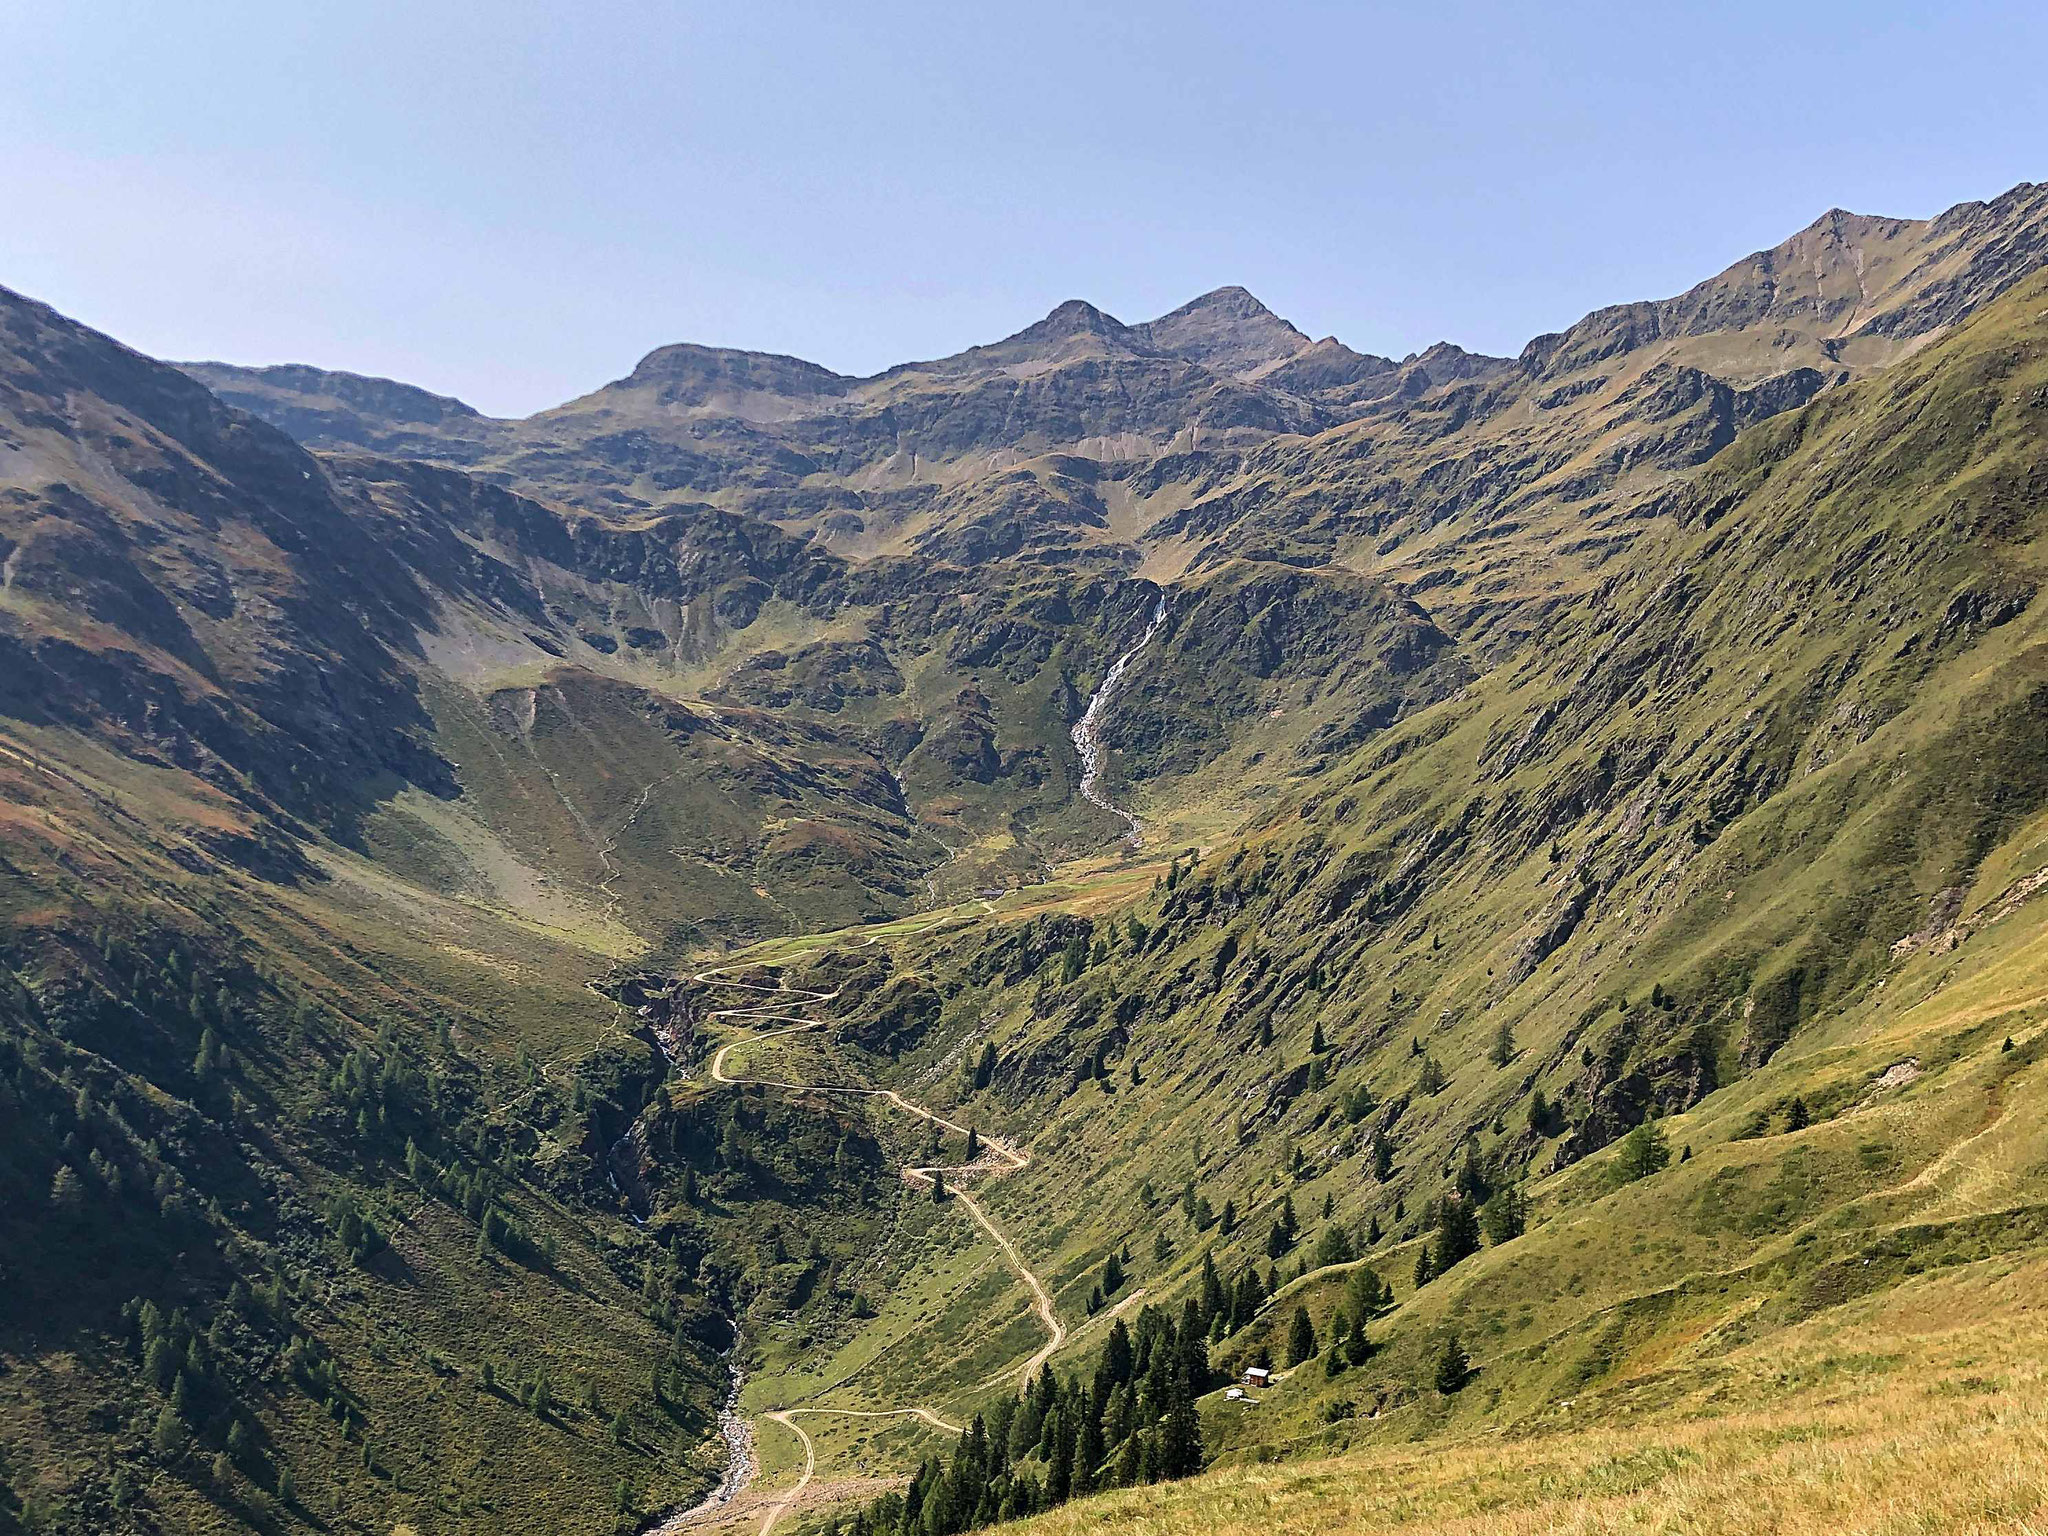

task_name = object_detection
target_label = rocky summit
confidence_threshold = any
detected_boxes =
[5,180,2048,1536]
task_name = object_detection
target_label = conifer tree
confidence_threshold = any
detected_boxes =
[1490,1020,1516,1067]
[1370,1131,1395,1182]
[1433,1332,1471,1394]
[1616,1120,1672,1181]
[1344,1308,1371,1366]
[1433,1196,1481,1271]
[152,1400,186,1456]
[1286,1305,1318,1365]
[1481,1182,1527,1244]
[49,1164,85,1216]
[1075,1394,1104,1495]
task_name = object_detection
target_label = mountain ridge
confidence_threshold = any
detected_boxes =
[5,178,2048,1536]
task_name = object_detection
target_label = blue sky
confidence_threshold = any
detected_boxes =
[5,1,2044,416]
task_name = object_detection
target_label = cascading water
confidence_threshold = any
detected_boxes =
[649,1329,753,1534]
[1070,592,1169,848]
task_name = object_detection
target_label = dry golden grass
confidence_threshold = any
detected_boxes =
[1014,1256,2048,1536]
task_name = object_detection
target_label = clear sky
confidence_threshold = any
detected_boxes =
[5,1,2044,417]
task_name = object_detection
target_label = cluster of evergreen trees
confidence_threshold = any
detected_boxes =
[834,1301,1212,1536]
[1411,1145,1526,1288]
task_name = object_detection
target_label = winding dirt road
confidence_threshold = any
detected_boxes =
[687,960,1064,1535]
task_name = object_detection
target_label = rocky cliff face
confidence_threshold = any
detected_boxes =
[9,182,2048,1536]
[7,180,2047,940]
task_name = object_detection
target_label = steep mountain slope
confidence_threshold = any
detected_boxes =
[4,180,2048,1536]
[711,263,2048,1536]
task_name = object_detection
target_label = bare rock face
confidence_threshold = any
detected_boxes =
[1133,285,1317,379]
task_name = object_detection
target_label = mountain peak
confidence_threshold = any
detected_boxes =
[1178,285,1282,318]
[1135,286,1312,379]
[1016,298,1130,342]
[594,341,853,417]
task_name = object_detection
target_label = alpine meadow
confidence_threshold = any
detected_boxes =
[5,99,2048,1536]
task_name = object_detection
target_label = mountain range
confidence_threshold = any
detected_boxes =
[2,179,2047,1536]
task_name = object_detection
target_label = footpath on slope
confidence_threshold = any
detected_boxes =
[661,958,1064,1536]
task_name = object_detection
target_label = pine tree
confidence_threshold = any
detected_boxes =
[1313,1224,1353,1268]
[1433,1196,1481,1271]
[1219,1199,1237,1236]
[1455,1142,1491,1205]
[1311,1020,1327,1053]
[1433,1332,1471,1394]
[1061,936,1088,984]
[1075,1394,1104,1496]
[145,1334,178,1391]
[966,1126,980,1160]
[1285,1305,1317,1365]
[1113,1433,1141,1488]
[49,1164,85,1216]
[1344,1308,1371,1366]
[1527,1087,1551,1134]
[1344,1264,1380,1325]
[1157,1395,1203,1478]
[1047,1406,1076,1503]
[931,1170,947,1203]
[152,1400,187,1457]
[1490,1020,1516,1067]
[1481,1183,1527,1244]
[1616,1120,1672,1182]
[1413,1247,1435,1289]
[1370,1131,1395,1182]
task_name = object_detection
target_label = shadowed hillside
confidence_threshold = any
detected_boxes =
[2,183,2047,1536]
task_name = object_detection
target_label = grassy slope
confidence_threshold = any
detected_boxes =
[1011,1250,2048,1536]
[728,274,2048,1529]
[0,713,727,1535]
[9,221,2048,1536]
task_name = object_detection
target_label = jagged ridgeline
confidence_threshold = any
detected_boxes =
[1,181,2047,1536]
